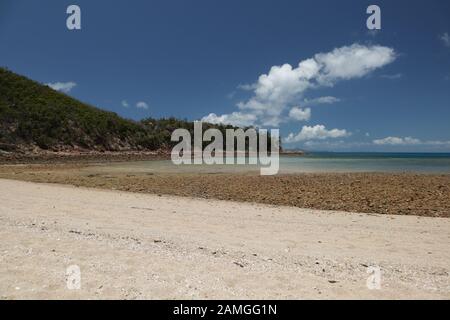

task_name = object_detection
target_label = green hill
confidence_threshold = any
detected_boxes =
[0,67,163,152]
[0,68,237,153]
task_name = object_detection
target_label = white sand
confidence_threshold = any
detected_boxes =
[0,178,449,299]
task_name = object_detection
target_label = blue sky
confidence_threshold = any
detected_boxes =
[1,0,449,151]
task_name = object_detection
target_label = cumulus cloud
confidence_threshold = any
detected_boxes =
[202,112,257,127]
[46,81,77,93]
[313,44,396,84]
[373,136,450,146]
[121,100,130,108]
[440,32,450,47]
[303,96,340,106]
[237,83,256,91]
[284,125,351,143]
[288,107,311,121]
[373,136,421,145]
[203,43,396,127]
[136,101,149,110]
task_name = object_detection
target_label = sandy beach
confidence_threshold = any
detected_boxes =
[1,178,449,299]
[1,0,449,304]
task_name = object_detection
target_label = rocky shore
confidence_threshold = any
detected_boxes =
[0,162,449,218]
[0,150,171,165]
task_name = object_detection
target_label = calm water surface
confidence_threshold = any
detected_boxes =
[88,153,450,174]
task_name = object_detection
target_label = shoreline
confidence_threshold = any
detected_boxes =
[0,162,449,218]
[0,150,309,165]
[0,151,172,165]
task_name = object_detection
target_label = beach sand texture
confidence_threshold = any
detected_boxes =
[0,179,449,299]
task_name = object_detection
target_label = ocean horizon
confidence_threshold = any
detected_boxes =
[279,152,450,173]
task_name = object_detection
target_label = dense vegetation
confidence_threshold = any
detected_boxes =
[0,68,240,152]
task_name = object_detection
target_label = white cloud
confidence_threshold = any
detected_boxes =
[373,136,421,146]
[427,140,450,146]
[313,44,396,85]
[303,96,340,106]
[288,107,311,121]
[136,101,149,110]
[440,32,450,47]
[121,100,129,108]
[46,82,77,93]
[202,112,257,127]
[205,43,396,127]
[293,136,450,151]
[373,136,450,146]
[237,83,256,91]
[284,125,351,143]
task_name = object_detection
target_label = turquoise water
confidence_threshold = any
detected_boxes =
[280,153,450,173]
[91,153,450,174]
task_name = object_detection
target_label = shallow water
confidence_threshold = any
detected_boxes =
[87,153,450,174]
[281,153,450,173]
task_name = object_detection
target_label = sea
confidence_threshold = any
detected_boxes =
[280,152,450,173]
[90,153,450,175]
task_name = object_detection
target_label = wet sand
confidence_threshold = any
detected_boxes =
[0,163,449,217]
[1,179,449,299]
